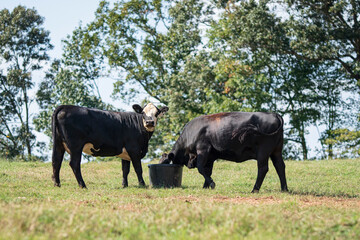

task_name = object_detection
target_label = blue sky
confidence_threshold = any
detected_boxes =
[1,0,100,59]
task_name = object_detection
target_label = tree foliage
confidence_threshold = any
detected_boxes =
[34,26,112,139]
[43,0,217,157]
[32,0,360,160]
[0,6,52,160]
[284,0,360,84]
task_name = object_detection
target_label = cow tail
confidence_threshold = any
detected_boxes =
[235,113,284,143]
[259,113,284,136]
[272,113,284,135]
[52,106,64,151]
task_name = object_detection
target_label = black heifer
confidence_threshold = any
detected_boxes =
[160,112,288,192]
[52,103,168,188]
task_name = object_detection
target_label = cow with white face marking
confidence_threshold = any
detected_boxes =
[51,103,168,188]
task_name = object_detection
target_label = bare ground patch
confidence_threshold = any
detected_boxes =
[166,195,360,208]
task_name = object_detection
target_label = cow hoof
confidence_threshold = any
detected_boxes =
[251,189,259,193]
[203,181,216,189]
[122,180,128,188]
[54,183,61,187]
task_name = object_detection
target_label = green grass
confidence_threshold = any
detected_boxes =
[0,158,359,239]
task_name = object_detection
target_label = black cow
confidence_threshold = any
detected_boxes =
[51,103,168,188]
[160,112,288,193]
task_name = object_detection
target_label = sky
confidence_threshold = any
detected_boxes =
[1,0,100,60]
[0,0,105,91]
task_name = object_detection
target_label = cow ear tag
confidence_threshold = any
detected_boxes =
[132,104,143,113]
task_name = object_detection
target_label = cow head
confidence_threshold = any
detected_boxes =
[159,152,197,168]
[132,103,169,132]
[159,152,174,164]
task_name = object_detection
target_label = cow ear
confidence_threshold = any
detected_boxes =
[160,106,169,113]
[132,104,143,113]
[156,106,169,117]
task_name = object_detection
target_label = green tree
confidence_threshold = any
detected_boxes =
[209,0,359,159]
[280,0,360,158]
[0,6,53,160]
[314,62,347,158]
[276,57,323,160]
[48,0,360,160]
[208,0,312,159]
[323,128,360,158]
[61,0,216,157]
[207,0,281,113]
[283,0,360,84]
[35,26,112,140]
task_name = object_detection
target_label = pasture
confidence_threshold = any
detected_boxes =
[0,158,359,239]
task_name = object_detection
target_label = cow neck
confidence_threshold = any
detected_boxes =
[146,130,154,139]
[171,137,186,164]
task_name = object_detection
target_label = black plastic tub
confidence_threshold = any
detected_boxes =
[148,164,183,188]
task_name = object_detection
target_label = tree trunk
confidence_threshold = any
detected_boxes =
[23,86,32,158]
[328,144,333,159]
[299,125,308,160]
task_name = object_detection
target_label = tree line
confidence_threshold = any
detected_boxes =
[1,0,359,161]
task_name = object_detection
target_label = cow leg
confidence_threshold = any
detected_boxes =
[252,155,269,193]
[196,150,215,189]
[131,159,146,187]
[121,159,130,188]
[69,150,87,188]
[270,152,288,192]
[203,159,215,189]
[52,141,65,187]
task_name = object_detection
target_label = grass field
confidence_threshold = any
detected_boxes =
[0,158,359,239]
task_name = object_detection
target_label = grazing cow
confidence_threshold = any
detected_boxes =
[160,112,288,192]
[51,103,168,188]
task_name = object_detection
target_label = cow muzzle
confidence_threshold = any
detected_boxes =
[145,120,155,127]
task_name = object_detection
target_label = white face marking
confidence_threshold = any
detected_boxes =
[142,103,159,132]
[143,103,158,119]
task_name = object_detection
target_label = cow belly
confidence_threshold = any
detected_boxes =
[63,142,131,161]
[83,143,132,160]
